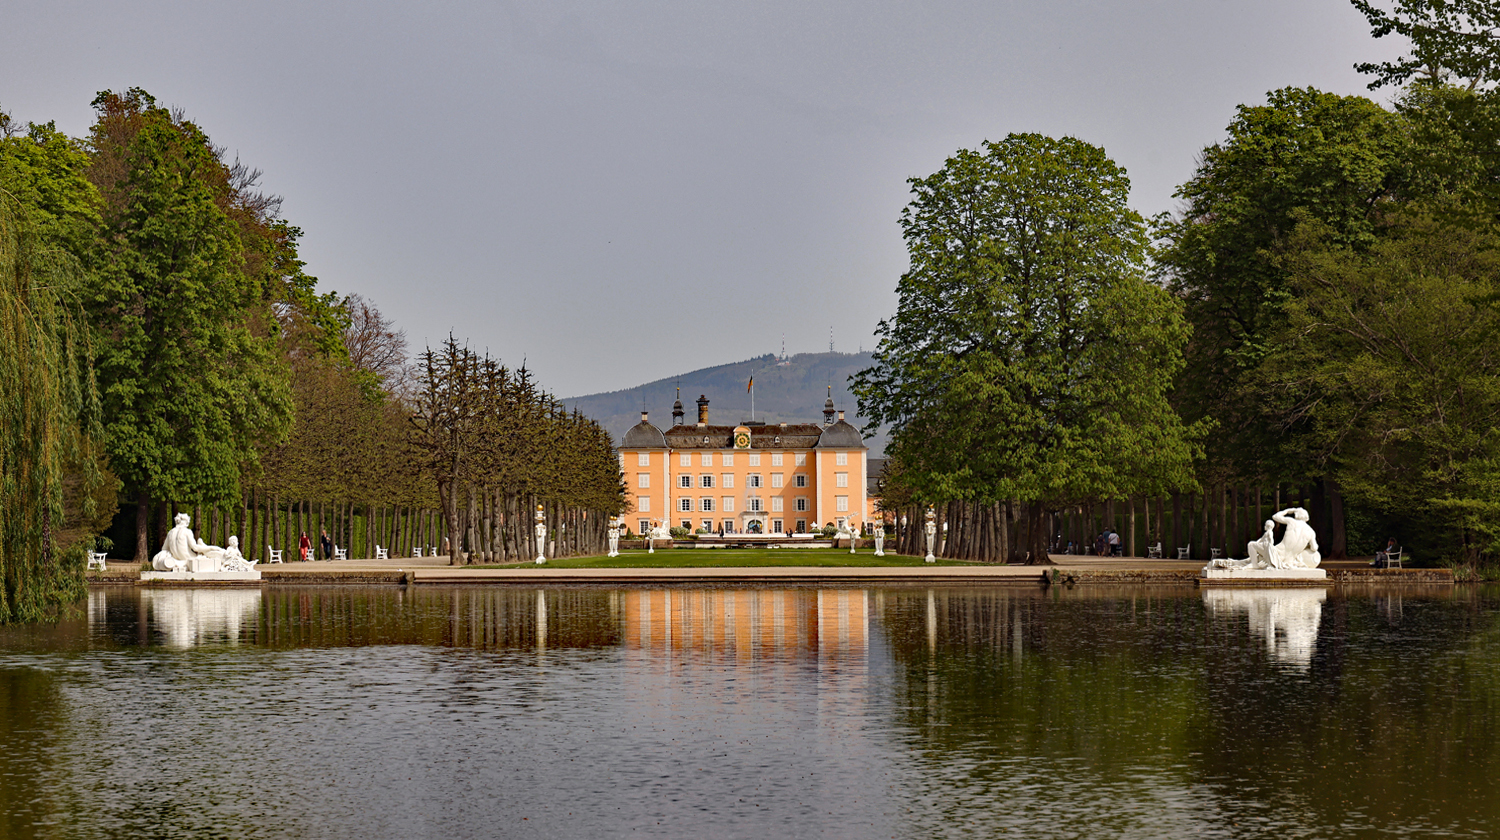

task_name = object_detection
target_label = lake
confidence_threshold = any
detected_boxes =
[1,584,1496,839]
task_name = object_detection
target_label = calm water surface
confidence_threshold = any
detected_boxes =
[1,584,1497,839]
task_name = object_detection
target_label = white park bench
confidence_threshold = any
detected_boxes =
[1177,545,1191,560]
[1146,542,1163,559]
[413,547,423,558]
[428,545,438,557]
[1210,548,1224,561]
[375,545,389,560]
[333,546,348,561]
[267,546,284,564]
[88,552,108,571]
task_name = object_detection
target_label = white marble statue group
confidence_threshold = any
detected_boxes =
[1204,507,1322,573]
[151,513,257,574]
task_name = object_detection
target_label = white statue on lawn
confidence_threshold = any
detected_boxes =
[1205,507,1322,572]
[607,516,621,558]
[873,522,885,557]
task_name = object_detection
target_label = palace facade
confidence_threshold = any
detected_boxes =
[618,391,870,536]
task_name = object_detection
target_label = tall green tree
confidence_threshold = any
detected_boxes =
[85,89,292,561]
[854,134,1199,564]
[1257,213,1500,564]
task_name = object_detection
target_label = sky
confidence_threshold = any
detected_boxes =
[2,1,1407,398]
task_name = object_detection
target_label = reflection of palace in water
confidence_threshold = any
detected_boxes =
[89,587,262,649]
[619,590,869,661]
[1203,588,1325,669]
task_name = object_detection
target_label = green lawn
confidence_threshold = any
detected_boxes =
[473,548,984,569]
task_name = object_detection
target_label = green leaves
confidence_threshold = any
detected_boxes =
[855,134,1200,557]
[1259,214,1500,561]
[1351,0,1500,90]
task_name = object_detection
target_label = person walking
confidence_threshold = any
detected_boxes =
[299,531,311,563]
[319,529,333,562]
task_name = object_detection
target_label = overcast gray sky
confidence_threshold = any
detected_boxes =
[3,1,1405,397]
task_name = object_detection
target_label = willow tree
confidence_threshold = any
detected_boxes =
[0,183,100,621]
[854,133,1199,564]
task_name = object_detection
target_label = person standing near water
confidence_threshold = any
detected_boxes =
[299,531,311,562]
[319,529,333,562]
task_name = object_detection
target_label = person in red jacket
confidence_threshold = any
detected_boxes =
[299,531,311,562]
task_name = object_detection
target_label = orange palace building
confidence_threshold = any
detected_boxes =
[618,391,870,536]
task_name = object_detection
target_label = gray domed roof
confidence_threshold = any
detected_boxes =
[815,419,865,448]
[622,419,666,448]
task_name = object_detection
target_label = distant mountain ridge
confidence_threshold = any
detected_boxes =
[561,351,887,454]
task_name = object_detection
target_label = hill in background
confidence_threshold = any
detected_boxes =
[562,351,887,455]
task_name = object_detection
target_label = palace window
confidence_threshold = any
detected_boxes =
[794,474,807,488]
[682,520,692,530]
[679,474,693,488]
[722,497,734,512]
[638,452,651,466]
[701,498,715,512]
[771,453,783,467]
[723,453,734,466]
[771,519,783,533]
[701,475,714,488]
[637,496,650,512]
[749,498,763,512]
[795,498,808,512]
[796,519,807,533]
[748,454,760,466]
[795,454,807,466]
[836,496,849,512]
[701,453,713,466]
[836,452,848,466]
[747,474,762,488]
[638,519,650,534]
[638,473,651,488]
[721,474,734,488]
[679,498,693,512]
[680,453,691,467]
[771,473,783,488]
[702,519,712,531]
[835,472,847,488]
[771,497,783,512]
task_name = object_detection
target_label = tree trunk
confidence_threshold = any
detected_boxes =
[1025,502,1051,565]
[134,491,151,563]
[1325,478,1347,559]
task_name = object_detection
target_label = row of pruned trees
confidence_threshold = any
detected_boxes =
[409,337,625,565]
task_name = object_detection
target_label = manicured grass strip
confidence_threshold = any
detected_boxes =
[473,548,985,569]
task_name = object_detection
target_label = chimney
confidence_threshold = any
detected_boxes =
[640,411,649,423]
[837,410,845,422]
[696,394,710,426]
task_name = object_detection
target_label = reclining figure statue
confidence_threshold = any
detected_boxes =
[1205,507,1322,572]
[152,513,232,573]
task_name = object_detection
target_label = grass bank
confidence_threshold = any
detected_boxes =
[473,549,984,569]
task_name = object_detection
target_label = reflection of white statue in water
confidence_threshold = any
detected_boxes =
[1203,588,1325,669]
[151,513,257,573]
[1206,507,1322,571]
[142,588,263,648]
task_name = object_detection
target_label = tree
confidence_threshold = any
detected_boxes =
[1351,0,1500,90]
[1256,213,1500,565]
[85,89,293,561]
[0,133,102,620]
[854,134,1199,564]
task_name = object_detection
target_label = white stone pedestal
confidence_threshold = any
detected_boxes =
[141,570,262,582]
[1201,568,1326,585]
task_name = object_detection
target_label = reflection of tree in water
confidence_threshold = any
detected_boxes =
[0,667,68,840]
[875,587,1500,836]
